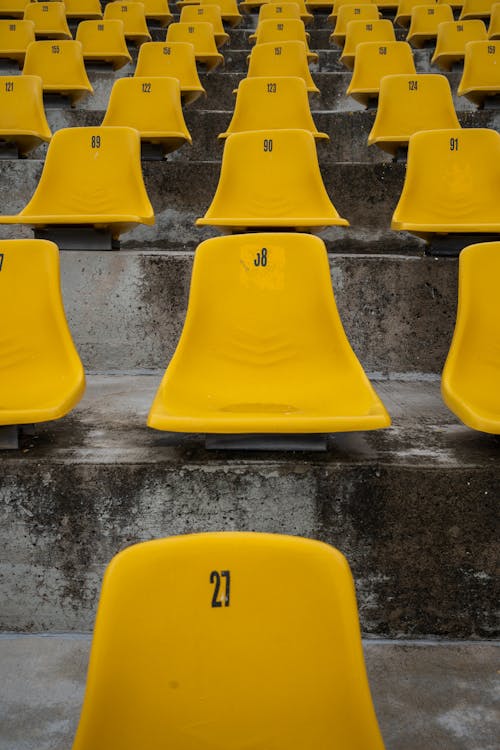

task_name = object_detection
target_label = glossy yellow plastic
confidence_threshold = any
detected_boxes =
[194,0,243,27]
[103,2,151,44]
[0,73,51,154]
[0,127,155,239]
[76,20,132,70]
[395,0,439,27]
[73,532,387,749]
[148,235,388,433]
[258,2,302,22]
[488,2,500,37]
[369,74,459,155]
[102,76,192,155]
[24,2,71,39]
[180,5,229,46]
[391,128,500,237]
[242,0,313,24]
[219,76,328,139]
[377,0,400,9]
[341,18,396,69]
[64,0,102,20]
[459,0,496,19]
[142,0,173,25]
[197,129,348,230]
[347,41,416,105]
[330,5,380,48]
[0,18,34,65]
[407,3,454,46]
[166,22,224,69]
[247,40,320,92]
[442,242,500,434]
[328,0,376,24]
[0,0,31,20]
[23,40,93,104]
[0,239,85,427]
[250,19,318,61]
[135,41,205,103]
[306,0,335,9]
[432,19,488,69]
[458,40,500,103]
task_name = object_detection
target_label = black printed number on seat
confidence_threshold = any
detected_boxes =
[97,23,104,31]
[0,254,4,272]
[5,80,14,92]
[450,137,459,151]
[488,45,496,54]
[277,23,284,30]
[210,570,231,607]
[254,247,268,267]
[274,46,282,55]
[366,23,373,30]
[121,5,128,11]
[163,46,171,55]
[354,7,361,13]
[263,138,273,152]
[52,45,60,54]
[408,79,418,91]
[457,24,463,31]
[42,5,48,11]
[267,82,277,93]
[379,46,387,55]
[9,23,15,31]
[142,82,152,93]
[427,7,435,14]
[91,135,101,149]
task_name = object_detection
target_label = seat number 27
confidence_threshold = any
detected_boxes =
[210,570,231,607]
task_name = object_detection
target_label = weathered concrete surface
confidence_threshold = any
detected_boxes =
[0,376,498,635]
[0,636,498,750]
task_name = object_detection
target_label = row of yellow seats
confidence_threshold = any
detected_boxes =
[1,235,499,435]
[0,0,174,28]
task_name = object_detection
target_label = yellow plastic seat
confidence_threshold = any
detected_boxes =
[148,235,389,434]
[220,76,328,139]
[458,39,500,104]
[340,19,396,69]
[0,0,31,20]
[135,41,205,104]
[330,5,380,48]
[0,239,84,428]
[166,22,224,69]
[391,128,500,238]
[258,2,302,22]
[0,126,155,240]
[327,0,376,24]
[179,5,229,47]
[407,3,454,47]
[347,41,416,105]
[432,19,488,69]
[369,74,460,156]
[395,0,439,27]
[250,19,318,61]
[191,0,243,27]
[459,0,496,19]
[197,129,348,230]
[242,0,314,24]
[142,0,173,26]
[76,20,132,70]
[23,40,93,105]
[438,0,463,10]
[64,0,103,21]
[103,2,151,44]
[0,74,51,155]
[102,76,192,156]
[488,2,500,37]
[441,241,500,434]
[247,40,320,92]
[73,532,387,750]
[24,2,71,39]
[0,18,34,65]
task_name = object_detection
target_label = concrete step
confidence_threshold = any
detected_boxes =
[1,375,498,635]
[0,635,497,750]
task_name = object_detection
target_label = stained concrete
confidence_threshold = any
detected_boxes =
[0,636,498,750]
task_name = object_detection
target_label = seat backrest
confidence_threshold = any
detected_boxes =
[489,2,500,36]
[460,0,496,19]
[22,39,90,88]
[258,2,302,21]
[342,18,396,59]
[0,19,35,52]
[268,0,313,19]
[435,19,488,52]
[0,73,51,135]
[255,18,309,44]
[348,41,416,90]
[166,21,220,53]
[408,3,454,34]
[396,0,439,23]
[199,0,242,17]
[460,39,500,86]
[76,19,130,56]
[333,5,381,38]
[247,40,319,92]
[103,1,150,33]
[135,40,202,85]
[24,2,70,34]
[180,4,226,34]
[72,532,385,750]
[331,0,375,19]
[0,0,31,16]
[64,0,103,18]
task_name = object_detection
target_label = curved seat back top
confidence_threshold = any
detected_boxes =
[328,0,376,23]
[432,19,488,69]
[247,40,319,92]
[341,18,396,69]
[258,2,302,22]
[141,0,174,26]
[330,5,381,47]
[197,129,349,230]
[395,0,439,27]
[179,4,229,46]
[369,73,460,155]
[166,21,224,69]
[219,76,328,139]
[458,39,500,103]
[63,0,103,21]
[76,19,132,70]
[391,128,500,237]
[0,239,84,427]
[148,235,389,434]
[243,0,313,23]
[460,0,496,19]
[103,2,151,44]
[0,18,34,64]
[135,40,205,103]
[489,2,500,36]
[0,73,51,154]
[346,40,416,105]
[438,0,464,9]
[193,0,242,26]
[0,0,32,19]
[406,3,454,47]
[24,2,71,39]
[441,241,500,434]
[250,19,318,62]
[23,39,93,104]
[72,532,387,749]
[0,126,155,239]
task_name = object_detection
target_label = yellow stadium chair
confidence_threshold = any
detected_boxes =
[72,533,387,749]
[391,128,500,240]
[258,2,302,22]
[340,19,396,69]
[0,239,84,433]
[76,20,132,70]
[250,19,318,62]
[24,2,71,39]
[369,74,460,156]
[142,0,173,26]
[0,18,34,66]
[219,76,328,139]
[441,241,500,434]
[0,127,154,243]
[23,40,93,105]
[135,41,205,103]
[460,0,496,19]
[64,0,103,21]
[242,0,314,24]
[103,2,151,44]
[148,235,389,435]
[407,3,454,47]
[328,0,375,24]
[438,0,463,10]
[166,22,224,69]
[458,39,500,105]
[432,19,488,69]
[197,129,348,230]
[192,0,242,27]
[488,2,500,36]
[0,74,51,156]
[330,5,380,48]
[180,5,229,47]
[247,40,320,92]
[395,0,439,27]
[0,0,31,20]
[347,41,416,105]
[102,76,191,157]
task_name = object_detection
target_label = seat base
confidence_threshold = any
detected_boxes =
[0,141,20,159]
[34,226,120,251]
[425,233,500,257]
[482,95,500,110]
[205,433,328,451]
[141,142,166,161]
[0,425,20,450]
[43,93,73,110]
